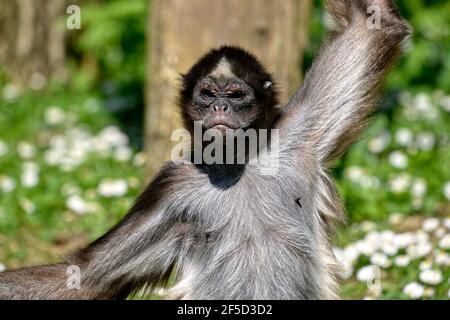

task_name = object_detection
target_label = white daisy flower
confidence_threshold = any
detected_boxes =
[394,255,410,267]
[381,242,398,256]
[370,252,391,268]
[66,195,88,215]
[393,233,415,249]
[434,227,447,239]
[419,269,443,285]
[416,132,435,151]
[408,242,432,259]
[345,245,360,262]
[356,265,379,283]
[2,83,20,100]
[344,166,365,182]
[395,128,414,147]
[0,263,5,272]
[97,126,129,148]
[403,282,424,299]
[98,179,128,198]
[411,179,427,197]
[438,234,450,249]
[435,252,450,266]
[422,218,439,233]
[380,230,395,241]
[44,106,66,125]
[388,212,404,226]
[0,176,16,193]
[389,173,411,193]
[114,146,132,162]
[415,230,430,243]
[358,175,380,189]
[389,151,408,169]
[414,93,433,113]
[356,240,378,257]
[444,218,450,229]
[360,221,377,233]
[414,93,439,121]
[21,161,39,188]
[368,131,390,154]
[17,141,36,159]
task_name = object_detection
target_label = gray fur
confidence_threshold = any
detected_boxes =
[0,0,410,300]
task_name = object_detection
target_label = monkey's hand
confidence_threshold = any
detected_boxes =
[278,0,411,165]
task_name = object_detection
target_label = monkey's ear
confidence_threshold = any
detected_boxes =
[263,81,273,90]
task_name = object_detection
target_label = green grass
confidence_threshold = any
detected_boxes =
[0,88,144,267]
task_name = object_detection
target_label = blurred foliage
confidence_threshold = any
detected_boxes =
[72,0,148,147]
[304,0,450,92]
[0,91,145,266]
[337,91,449,222]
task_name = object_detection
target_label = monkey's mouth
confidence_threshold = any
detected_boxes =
[210,125,234,135]
[206,120,237,133]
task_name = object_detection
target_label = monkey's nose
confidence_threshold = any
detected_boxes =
[213,105,229,113]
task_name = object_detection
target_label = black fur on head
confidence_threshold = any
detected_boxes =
[179,46,279,132]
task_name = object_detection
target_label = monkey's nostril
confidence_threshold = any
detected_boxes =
[213,105,229,113]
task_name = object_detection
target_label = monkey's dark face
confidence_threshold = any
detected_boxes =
[180,47,279,135]
[191,73,259,134]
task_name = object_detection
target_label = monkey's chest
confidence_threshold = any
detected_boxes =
[186,170,312,242]
[205,170,308,223]
[176,174,317,299]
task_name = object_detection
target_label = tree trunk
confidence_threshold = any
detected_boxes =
[145,0,312,177]
[0,0,69,89]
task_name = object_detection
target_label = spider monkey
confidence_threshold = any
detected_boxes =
[0,0,410,299]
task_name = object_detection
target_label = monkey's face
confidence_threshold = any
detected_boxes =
[189,75,261,134]
[180,48,279,135]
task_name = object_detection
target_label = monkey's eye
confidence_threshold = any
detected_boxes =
[228,91,246,99]
[200,89,215,99]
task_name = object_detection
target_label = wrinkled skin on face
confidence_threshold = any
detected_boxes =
[179,47,279,136]
[191,74,259,134]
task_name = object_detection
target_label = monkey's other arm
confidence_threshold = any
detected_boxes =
[0,163,187,299]
[278,0,411,165]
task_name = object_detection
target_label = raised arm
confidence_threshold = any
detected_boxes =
[0,163,188,299]
[278,0,411,165]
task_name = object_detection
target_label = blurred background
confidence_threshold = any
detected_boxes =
[0,0,448,299]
